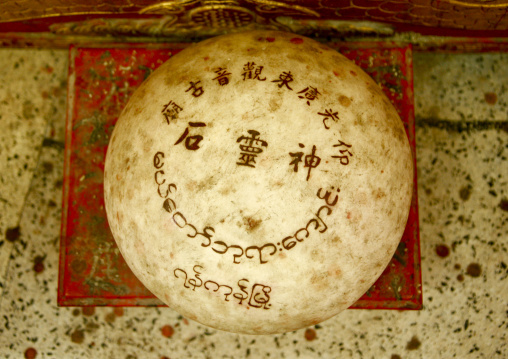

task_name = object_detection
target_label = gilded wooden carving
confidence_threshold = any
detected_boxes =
[0,0,507,30]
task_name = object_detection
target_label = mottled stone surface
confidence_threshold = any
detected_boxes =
[0,49,67,298]
[0,45,507,358]
[104,31,414,335]
[414,52,508,122]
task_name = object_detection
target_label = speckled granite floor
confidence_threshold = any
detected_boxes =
[0,48,506,359]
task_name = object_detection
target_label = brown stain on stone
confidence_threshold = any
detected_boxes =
[33,255,45,273]
[243,216,262,232]
[459,186,472,201]
[5,226,20,242]
[304,328,317,341]
[484,92,497,105]
[161,325,175,338]
[273,180,284,188]
[105,312,116,323]
[435,244,450,258]
[457,274,465,282]
[219,185,233,196]
[269,98,281,112]
[71,328,85,344]
[338,95,351,107]
[466,263,481,277]
[116,211,123,225]
[120,139,133,154]
[24,348,37,359]
[82,306,95,316]
[42,161,53,174]
[373,188,386,199]
[185,179,199,193]
[328,267,342,278]
[346,209,362,223]
[391,355,401,359]
[406,335,421,350]
[310,272,328,292]
[499,198,508,211]
[392,117,407,144]
[331,235,342,243]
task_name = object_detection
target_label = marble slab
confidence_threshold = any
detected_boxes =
[414,52,508,122]
[0,49,67,300]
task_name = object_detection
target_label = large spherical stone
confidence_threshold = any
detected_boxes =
[104,30,413,335]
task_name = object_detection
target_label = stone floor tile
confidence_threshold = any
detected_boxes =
[0,49,67,297]
[414,53,508,122]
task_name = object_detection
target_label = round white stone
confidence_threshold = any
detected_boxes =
[104,30,413,335]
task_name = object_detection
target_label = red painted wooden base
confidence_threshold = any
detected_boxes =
[58,42,422,310]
